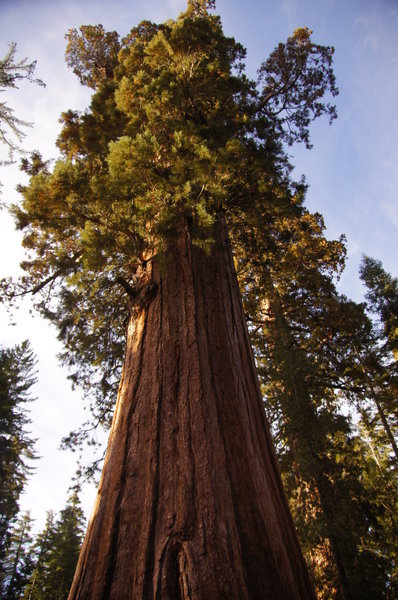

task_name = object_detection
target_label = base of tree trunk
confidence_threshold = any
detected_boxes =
[69,215,314,599]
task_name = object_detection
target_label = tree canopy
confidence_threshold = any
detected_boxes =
[1,4,338,443]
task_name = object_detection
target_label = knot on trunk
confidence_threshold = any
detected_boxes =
[116,275,158,315]
[130,280,158,315]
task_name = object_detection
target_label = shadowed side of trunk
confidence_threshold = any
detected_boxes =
[68,215,314,599]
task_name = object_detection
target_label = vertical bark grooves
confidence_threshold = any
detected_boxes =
[69,215,314,599]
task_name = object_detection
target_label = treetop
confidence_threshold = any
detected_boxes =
[1,3,339,441]
[186,0,216,17]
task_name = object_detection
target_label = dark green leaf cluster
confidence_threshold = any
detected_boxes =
[1,511,35,599]
[1,491,85,600]
[24,492,85,600]
[0,341,37,590]
[360,256,398,360]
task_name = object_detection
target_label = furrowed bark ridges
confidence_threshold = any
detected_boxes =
[68,215,314,599]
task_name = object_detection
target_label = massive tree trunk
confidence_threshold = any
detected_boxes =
[69,214,314,599]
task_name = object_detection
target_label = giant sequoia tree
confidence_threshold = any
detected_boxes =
[2,1,340,597]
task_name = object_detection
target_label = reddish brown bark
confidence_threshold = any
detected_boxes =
[69,214,314,599]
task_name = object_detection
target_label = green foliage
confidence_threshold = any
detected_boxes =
[0,341,37,589]
[360,256,398,360]
[237,203,397,596]
[0,491,85,599]
[24,492,85,600]
[257,27,338,148]
[354,429,398,595]
[0,43,45,160]
[65,25,120,89]
[1,512,35,598]
[186,0,216,16]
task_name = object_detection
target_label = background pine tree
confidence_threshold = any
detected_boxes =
[24,492,85,600]
[0,341,37,594]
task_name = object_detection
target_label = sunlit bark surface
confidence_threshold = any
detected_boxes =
[69,215,314,599]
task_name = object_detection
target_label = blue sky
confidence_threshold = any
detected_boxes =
[1,0,397,529]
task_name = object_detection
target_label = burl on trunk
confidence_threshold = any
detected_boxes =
[69,215,314,599]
